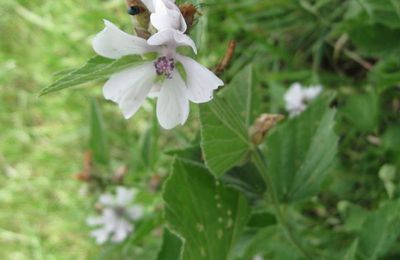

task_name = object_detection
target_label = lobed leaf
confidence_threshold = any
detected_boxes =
[200,64,262,176]
[40,55,145,96]
[262,94,338,202]
[163,159,251,260]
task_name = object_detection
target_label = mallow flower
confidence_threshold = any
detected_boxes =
[86,187,143,244]
[284,82,322,117]
[143,0,187,33]
[93,1,222,129]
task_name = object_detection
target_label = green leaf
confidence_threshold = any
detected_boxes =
[221,163,266,203]
[341,92,379,132]
[200,64,261,176]
[357,200,400,259]
[348,23,400,56]
[40,55,144,96]
[157,229,183,260]
[89,98,109,165]
[139,112,160,170]
[262,94,338,202]
[163,159,251,260]
[343,240,358,260]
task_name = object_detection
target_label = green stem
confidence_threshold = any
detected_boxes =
[252,149,315,260]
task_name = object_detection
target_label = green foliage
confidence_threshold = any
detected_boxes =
[357,201,400,259]
[200,65,260,176]
[90,98,109,165]
[157,229,182,260]
[40,55,145,96]
[263,95,338,202]
[163,159,250,260]
[2,0,400,259]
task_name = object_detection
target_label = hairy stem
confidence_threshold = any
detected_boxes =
[252,149,315,260]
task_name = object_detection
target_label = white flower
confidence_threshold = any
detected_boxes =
[93,20,223,129]
[284,82,322,117]
[86,187,144,244]
[144,0,187,33]
[252,254,265,260]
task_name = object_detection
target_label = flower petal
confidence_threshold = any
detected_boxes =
[127,205,144,220]
[103,62,156,119]
[176,55,223,103]
[86,216,105,226]
[284,83,305,111]
[115,187,134,206]
[111,219,133,243]
[147,29,197,54]
[303,85,322,100]
[99,194,115,207]
[141,0,156,12]
[91,228,110,244]
[156,71,189,129]
[150,0,187,32]
[93,20,156,59]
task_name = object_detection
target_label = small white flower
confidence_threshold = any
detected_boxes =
[87,187,144,244]
[252,254,265,260]
[93,19,223,129]
[284,82,322,117]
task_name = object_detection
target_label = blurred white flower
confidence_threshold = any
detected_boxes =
[93,20,223,129]
[87,187,143,244]
[253,254,265,260]
[284,82,322,117]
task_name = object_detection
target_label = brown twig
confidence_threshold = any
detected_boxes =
[214,40,237,75]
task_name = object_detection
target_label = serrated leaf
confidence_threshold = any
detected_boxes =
[357,200,400,259]
[163,159,251,260]
[157,229,183,260]
[262,95,338,202]
[200,64,261,176]
[40,55,144,96]
[89,98,109,165]
[221,163,266,203]
[341,92,379,132]
[343,240,358,260]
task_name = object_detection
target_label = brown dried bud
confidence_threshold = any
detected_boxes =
[112,166,128,184]
[74,151,92,182]
[249,114,284,145]
[179,3,200,31]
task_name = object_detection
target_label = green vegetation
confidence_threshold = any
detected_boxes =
[1,0,400,259]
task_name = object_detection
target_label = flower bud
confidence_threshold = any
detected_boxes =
[249,114,284,145]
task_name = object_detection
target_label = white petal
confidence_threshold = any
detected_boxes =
[303,85,322,100]
[103,62,156,119]
[156,71,189,129]
[93,20,156,59]
[111,220,133,243]
[147,30,197,54]
[91,228,110,244]
[115,187,135,206]
[150,0,187,32]
[141,0,156,12]
[127,205,144,220]
[176,55,223,103]
[148,84,162,98]
[99,194,115,207]
[284,83,304,111]
[86,216,105,226]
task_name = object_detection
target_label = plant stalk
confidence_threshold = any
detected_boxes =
[252,149,315,260]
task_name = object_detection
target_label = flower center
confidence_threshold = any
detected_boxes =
[114,206,126,217]
[154,56,175,79]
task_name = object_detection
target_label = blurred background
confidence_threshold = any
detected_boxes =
[1,0,400,259]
